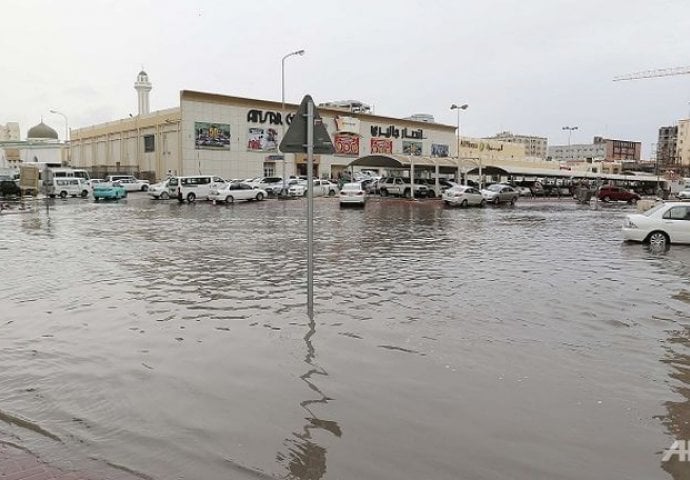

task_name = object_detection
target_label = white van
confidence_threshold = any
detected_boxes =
[48,178,90,198]
[174,175,226,202]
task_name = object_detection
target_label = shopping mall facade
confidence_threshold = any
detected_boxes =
[70,89,528,182]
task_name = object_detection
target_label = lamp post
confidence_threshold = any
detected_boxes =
[450,103,468,184]
[562,125,578,147]
[49,109,69,164]
[280,49,305,194]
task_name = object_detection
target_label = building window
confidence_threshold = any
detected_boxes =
[144,135,155,152]
[263,162,275,177]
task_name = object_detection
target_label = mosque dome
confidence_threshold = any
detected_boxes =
[27,121,58,140]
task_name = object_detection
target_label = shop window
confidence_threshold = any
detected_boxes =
[144,135,155,152]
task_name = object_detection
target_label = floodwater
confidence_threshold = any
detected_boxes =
[1,194,690,480]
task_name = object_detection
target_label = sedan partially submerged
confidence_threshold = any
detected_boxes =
[208,182,267,203]
[339,182,367,206]
[93,181,127,201]
[622,201,690,248]
[442,186,485,207]
[481,184,519,205]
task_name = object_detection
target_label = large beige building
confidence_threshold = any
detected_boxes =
[70,72,539,181]
[483,131,548,159]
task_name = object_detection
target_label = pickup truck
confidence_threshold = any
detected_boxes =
[378,177,430,198]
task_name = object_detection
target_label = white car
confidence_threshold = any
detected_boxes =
[339,182,367,206]
[622,201,690,249]
[288,180,338,197]
[104,175,150,192]
[442,185,485,207]
[208,182,267,203]
[148,179,175,200]
[677,189,690,200]
[481,184,519,205]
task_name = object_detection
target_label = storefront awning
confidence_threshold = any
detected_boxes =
[348,154,458,169]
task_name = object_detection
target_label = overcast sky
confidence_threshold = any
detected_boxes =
[3,0,690,157]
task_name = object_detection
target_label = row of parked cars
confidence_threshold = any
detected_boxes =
[142,175,341,204]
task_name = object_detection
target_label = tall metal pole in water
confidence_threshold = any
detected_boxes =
[306,99,314,318]
[450,103,468,184]
[280,49,305,195]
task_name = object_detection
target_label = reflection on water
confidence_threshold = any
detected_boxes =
[1,196,690,479]
[660,287,690,480]
[278,315,341,480]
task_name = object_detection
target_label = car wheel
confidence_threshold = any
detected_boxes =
[160,191,169,200]
[94,197,100,202]
[444,200,450,205]
[49,194,55,199]
[381,189,388,197]
[647,231,669,249]
[404,189,411,199]
[256,192,264,201]
[628,198,638,204]
[81,190,89,198]
[225,195,234,204]
[187,192,196,203]
[603,196,611,202]
[480,199,486,207]
[141,185,149,192]
[493,197,499,205]
[510,196,517,205]
[59,191,67,199]
[461,199,468,208]
[328,189,336,197]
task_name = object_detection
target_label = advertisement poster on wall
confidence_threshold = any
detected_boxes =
[402,141,422,156]
[334,134,360,155]
[195,122,231,149]
[247,127,279,151]
[370,138,393,154]
[431,144,449,157]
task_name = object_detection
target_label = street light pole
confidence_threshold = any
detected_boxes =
[49,109,69,164]
[280,49,305,194]
[562,125,578,147]
[450,103,468,184]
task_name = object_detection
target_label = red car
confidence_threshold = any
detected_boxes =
[597,185,640,203]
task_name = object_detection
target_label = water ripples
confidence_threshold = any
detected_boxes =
[1,196,690,479]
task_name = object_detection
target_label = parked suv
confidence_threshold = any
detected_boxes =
[378,177,429,198]
[597,185,640,204]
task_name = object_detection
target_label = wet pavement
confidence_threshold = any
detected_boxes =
[1,194,690,479]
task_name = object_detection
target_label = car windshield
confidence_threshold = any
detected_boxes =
[487,184,502,192]
[342,183,362,190]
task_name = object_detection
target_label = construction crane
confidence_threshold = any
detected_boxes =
[613,66,690,81]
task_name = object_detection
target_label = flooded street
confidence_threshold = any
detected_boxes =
[1,195,690,479]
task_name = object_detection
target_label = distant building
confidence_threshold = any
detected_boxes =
[0,122,20,141]
[656,125,678,168]
[548,136,641,162]
[318,100,371,114]
[403,113,435,123]
[0,120,65,167]
[676,119,690,172]
[484,131,547,158]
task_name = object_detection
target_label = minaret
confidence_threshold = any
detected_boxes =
[134,69,152,115]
